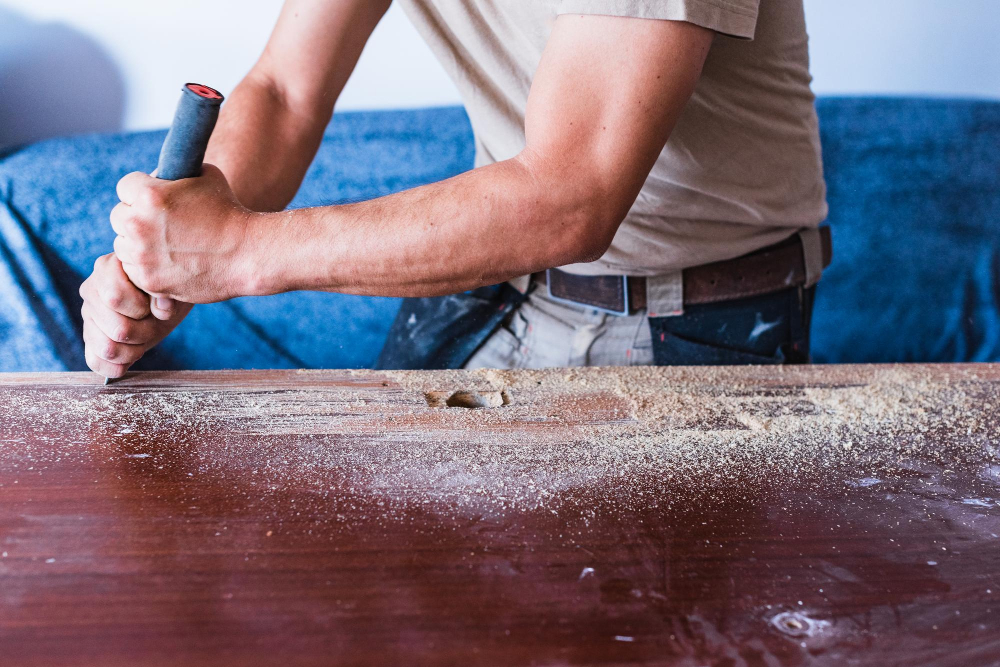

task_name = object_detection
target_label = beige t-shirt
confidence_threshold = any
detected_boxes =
[398,0,828,276]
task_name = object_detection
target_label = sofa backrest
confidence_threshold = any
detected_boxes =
[812,97,1000,362]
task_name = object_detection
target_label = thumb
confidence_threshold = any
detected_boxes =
[150,295,175,321]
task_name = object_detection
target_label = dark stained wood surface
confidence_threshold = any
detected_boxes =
[1,365,999,666]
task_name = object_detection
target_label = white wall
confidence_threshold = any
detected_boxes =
[0,1,459,146]
[2,0,1000,145]
[805,0,1000,100]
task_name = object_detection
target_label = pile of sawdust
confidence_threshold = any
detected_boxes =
[1,365,997,518]
[370,365,998,510]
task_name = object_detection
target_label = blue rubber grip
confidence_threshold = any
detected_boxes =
[156,83,224,181]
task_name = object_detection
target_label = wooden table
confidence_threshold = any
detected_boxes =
[1,365,998,666]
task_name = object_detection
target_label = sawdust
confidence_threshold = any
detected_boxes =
[1,366,998,519]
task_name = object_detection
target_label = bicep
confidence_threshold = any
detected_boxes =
[523,14,713,223]
[254,0,391,113]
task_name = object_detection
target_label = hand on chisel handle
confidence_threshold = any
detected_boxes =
[111,164,255,304]
[82,83,224,381]
[80,254,191,379]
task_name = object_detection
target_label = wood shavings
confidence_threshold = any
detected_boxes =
[1,366,997,522]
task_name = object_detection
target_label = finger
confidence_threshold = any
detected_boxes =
[79,272,95,303]
[95,254,150,320]
[82,298,159,346]
[82,254,114,302]
[150,295,175,321]
[85,346,129,379]
[109,201,132,237]
[113,234,137,266]
[119,261,157,296]
[83,318,147,366]
[116,171,155,206]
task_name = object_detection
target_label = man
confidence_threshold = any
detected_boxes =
[79,0,829,378]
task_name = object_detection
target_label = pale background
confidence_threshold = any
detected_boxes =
[2,0,1000,148]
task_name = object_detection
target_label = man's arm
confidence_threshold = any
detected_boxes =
[113,14,713,302]
[80,0,387,379]
[206,0,391,211]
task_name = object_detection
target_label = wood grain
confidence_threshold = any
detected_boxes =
[1,365,998,666]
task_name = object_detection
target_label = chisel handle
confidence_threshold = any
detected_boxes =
[156,83,224,180]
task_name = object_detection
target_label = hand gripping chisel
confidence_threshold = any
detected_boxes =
[104,83,224,384]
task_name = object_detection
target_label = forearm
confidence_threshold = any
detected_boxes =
[204,73,327,212]
[231,16,709,299]
[245,151,619,298]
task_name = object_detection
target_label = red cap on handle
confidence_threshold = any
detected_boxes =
[185,83,223,100]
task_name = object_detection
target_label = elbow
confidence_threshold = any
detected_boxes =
[561,226,615,265]
[515,150,628,269]
[542,196,623,268]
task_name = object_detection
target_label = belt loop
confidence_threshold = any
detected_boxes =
[798,228,824,288]
[646,271,684,318]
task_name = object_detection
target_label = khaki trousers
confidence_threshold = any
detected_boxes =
[464,288,654,370]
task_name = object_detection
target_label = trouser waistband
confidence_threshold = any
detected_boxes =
[526,227,832,317]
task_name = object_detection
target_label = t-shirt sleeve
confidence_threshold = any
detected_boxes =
[556,0,760,39]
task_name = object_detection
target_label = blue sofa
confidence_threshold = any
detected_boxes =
[1,98,998,372]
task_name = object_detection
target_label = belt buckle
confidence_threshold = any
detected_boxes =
[545,269,630,316]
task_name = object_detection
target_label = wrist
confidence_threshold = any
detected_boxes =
[235,210,285,297]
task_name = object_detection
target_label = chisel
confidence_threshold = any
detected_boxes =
[104,83,224,384]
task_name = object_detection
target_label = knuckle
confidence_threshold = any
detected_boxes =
[115,211,135,235]
[96,338,114,360]
[126,206,146,229]
[111,322,133,343]
[94,254,115,276]
[139,186,165,209]
[101,285,125,309]
[102,339,122,362]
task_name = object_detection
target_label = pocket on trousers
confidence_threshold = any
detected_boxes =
[489,321,522,355]
[497,309,532,359]
[464,308,528,369]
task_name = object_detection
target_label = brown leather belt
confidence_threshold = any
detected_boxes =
[537,227,832,315]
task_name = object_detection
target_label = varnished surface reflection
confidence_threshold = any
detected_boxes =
[1,366,998,666]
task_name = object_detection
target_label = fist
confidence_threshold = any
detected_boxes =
[111,164,253,303]
[79,253,191,378]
